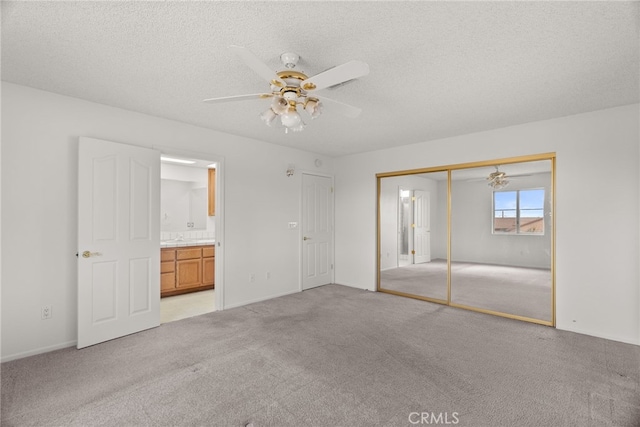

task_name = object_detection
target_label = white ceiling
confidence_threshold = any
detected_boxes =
[2,1,638,158]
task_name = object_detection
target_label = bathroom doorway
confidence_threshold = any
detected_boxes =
[159,152,221,323]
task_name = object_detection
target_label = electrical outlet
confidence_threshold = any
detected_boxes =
[249,273,255,283]
[41,305,52,320]
[266,271,271,280]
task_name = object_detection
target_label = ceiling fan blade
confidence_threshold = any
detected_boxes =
[229,45,285,86]
[302,60,369,91]
[316,95,362,118]
[203,93,272,104]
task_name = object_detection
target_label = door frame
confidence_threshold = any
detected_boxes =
[299,171,335,292]
[154,145,225,312]
[397,187,413,268]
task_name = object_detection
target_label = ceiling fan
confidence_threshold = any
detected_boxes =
[487,166,509,189]
[203,46,370,133]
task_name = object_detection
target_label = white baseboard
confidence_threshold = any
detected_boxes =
[2,340,77,363]
[222,289,300,310]
[556,325,640,346]
[333,282,374,291]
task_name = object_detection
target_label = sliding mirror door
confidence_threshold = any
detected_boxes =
[378,171,448,302]
[450,159,553,323]
[377,154,555,326]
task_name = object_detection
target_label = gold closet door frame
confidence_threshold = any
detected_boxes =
[376,152,556,327]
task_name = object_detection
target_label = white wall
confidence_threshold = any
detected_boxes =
[161,163,209,183]
[1,83,334,361]
[335,104,640,345]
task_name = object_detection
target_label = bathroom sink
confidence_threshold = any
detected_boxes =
[161,238,215,246]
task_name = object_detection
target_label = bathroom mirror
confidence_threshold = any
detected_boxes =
[161,179,208,232]
[377,154,555,326]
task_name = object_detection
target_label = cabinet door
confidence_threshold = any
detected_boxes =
[203,257,215,286]
[161,273,176,291]
[176,259,202,288]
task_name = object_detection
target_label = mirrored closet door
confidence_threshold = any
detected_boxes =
[377,154,555,326]
[378,171,448,303]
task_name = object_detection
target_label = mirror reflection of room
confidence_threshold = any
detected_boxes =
[450,160,552,322]
[379,171,448,302]
[378,155,554,325]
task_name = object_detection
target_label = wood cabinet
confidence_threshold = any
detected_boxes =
[208,168,216,216]
[202,247,215,285]
[160,249,176,293]
[161,245,214,297]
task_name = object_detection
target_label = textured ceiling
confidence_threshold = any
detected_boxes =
[2,1,638,157]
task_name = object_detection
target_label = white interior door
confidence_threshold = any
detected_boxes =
[413,190,431,264]
[302,174,333,290]
[78,137,160,349]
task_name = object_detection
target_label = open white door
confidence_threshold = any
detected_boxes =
[78,137,160,349]
[302,174,333,290]
[413,190,431,264]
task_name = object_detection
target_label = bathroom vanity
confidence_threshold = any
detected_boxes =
[160,243,215,297]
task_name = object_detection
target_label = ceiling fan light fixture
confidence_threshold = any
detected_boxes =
[487,166,509,189]
[271,97,289,115]
[260,108,277,126]
[204,46,369,134]
[280,107,302,128]
[285,122,305,134]
[304,98,322,119]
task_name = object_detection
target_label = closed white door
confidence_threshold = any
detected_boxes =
[413,190,431,264]
[77,137,160,349]
[302,174,333,290]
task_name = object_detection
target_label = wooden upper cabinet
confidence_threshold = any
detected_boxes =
[208,168,216,216]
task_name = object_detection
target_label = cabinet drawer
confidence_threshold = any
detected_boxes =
[177,248,202,260]
[161,272,175,291]
[161,261,174,273]
[202,246,215,258]
[161,249,175,262]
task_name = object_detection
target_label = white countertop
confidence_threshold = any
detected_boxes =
[161,239,215,248]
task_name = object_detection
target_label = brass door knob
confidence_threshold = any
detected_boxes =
[82,251,103,258]
[303,236,311,241]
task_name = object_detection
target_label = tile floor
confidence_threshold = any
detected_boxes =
[160,289,215,323]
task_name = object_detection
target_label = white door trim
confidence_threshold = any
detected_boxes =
[299,171,335,292]
[153,145,225,312]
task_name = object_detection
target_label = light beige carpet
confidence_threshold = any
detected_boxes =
[2,285,638,426]
[380,260,552,321]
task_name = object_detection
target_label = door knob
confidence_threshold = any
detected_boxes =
[303,236,311,241]
[82,251,103,258]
